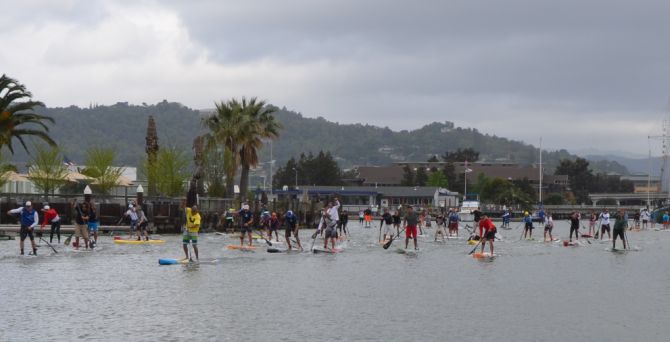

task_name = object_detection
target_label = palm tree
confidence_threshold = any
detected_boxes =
[0,74,56,153]
[201,99,245,197]
[237,98,281,201]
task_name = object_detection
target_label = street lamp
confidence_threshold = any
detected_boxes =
[136,184,144,206]
[292,167,298,189]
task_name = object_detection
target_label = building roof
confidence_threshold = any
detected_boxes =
[356,166,404,185]
[272,185,457,198]
[394,161,563,183]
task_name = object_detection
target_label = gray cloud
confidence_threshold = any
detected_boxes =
[1,0,668,156]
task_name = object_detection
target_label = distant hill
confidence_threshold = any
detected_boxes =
[2,101,630,176]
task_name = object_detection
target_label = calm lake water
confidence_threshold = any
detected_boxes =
[2,220,670,342]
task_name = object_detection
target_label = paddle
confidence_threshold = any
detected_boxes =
[39,236,58,254]
[468,237,484,255]
[255,230,273,246]
[378,222,382,243]
[383,228,406,249]
[64,233,74,246]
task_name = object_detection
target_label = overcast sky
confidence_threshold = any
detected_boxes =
[1,0,668,157]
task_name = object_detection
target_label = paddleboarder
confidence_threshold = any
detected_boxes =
[8,201,39,255]
[599,209,611,239]
[502,209,511,228]
[392,210,401,236]
[568,211,580,242]
[269,212,281,242]
[434,212,446,242]
[403,206,419,250]
[588,211,597,237]
[323,205,338,250]
[448,208,459,237]
[380,208,394,242]
[40,205,61,244]
[183,205,200,260]
[123,204,139,240]
[612,208,627,250]
[136,205,150,242]
[238,203,254,246]
[543,211,554,242]
[641,208,650,230]
[338,210,349,238]
[523,211,534,239]
[663,211,669,230]
[284,210,302,251]
[73,201,91,250]
[479,214,496,255]
[87,201,99,248]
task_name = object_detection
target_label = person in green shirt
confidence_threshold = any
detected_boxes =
[612,208,627,250]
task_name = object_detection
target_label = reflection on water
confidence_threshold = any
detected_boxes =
[1,221,670,341]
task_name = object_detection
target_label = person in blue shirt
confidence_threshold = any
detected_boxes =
[523,211,534,239]
[284,210,302,251]
[7,201,39,255]
[501,209,511,228]
[238,203,254,246]
[538,208,546,226]
[663,211,670,230]
[448,209,460,237]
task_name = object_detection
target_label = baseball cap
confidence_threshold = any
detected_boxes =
[44,205,50,210]
[25,201,32,207]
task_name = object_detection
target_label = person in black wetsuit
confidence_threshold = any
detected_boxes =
[569,211,580,242]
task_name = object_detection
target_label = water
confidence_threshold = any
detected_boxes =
[2,221,670,342]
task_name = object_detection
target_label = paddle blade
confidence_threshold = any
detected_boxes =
[383,238,394,249]
[64,235,72,246]
[311,232,318,239]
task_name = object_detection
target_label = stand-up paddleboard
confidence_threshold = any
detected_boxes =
[581,234,593,238]
[473,252,496,259]
[113,236,165,245]
[226,245,258,251]
[542,238,561,243]
[395,248,419,256]
[159,258,218,265]
[447,235,462,240]
[312,246,342,254]
[267,247,287,253]
[562,240,582,247]
[256,238,283,245]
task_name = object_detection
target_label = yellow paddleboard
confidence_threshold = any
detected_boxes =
[114,239,165,245]
[226,245,258,251]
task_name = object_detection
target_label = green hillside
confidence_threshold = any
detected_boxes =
[2,101,627,175]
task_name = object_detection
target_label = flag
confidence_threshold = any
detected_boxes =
[464,160,472,173]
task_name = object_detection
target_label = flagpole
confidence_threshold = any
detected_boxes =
[463,160,467,201]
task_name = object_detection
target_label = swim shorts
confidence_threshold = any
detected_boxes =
[484,230,496,240]
[406,226,417,239]
[182,230,198,245]
[325,227,337,239]
[19,225,35,241]
[74,223,89,239]
[613,229,624,241]
[88,222,99,232]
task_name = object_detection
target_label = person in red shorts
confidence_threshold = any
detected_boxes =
[403,206,419,250]
[479,214,496,255]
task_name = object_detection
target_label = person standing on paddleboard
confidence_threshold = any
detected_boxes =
[8,201,39,255]
[473,207,482,225]
[434,212,446,242]
[73,202,91,251]
[448,208,460,237]
[323,204,338,250]
[338,210,349,238]
[392,210,401,237]
[183,205,200,260]
[543,211,554,242]
[40,205,61,244]
[588,211,597,237]
[663,211,669,230]
[136,205,150,242]
[86,201,99,248]
[123,204,139,240]
[612,208,627,250]
[284,210,302,251]
[599,209,611,239]
[502,209,511,229]
[641,209,650,230]
[269,212,281,242]
[568,211,580,242]
[380,208,394,242]
[238,203,254,246]
[403,206,419,250]
[328,198,341,234]
[523,211,534,239]
[479,215,496,255]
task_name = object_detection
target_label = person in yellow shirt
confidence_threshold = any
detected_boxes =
[183,205,200,260]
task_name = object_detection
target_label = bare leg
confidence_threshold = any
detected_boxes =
[183,244,189,259]
[193,245,199,260]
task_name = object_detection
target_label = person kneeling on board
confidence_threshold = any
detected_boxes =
[479,215,496,255]
[8,201,39,255]
[403,206,419,250]
[284,210,302,251]
[612,209,627,250]
[183,205,201,260]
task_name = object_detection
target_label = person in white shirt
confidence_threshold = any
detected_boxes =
[598,208,611,240]
[641,209,651,230]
